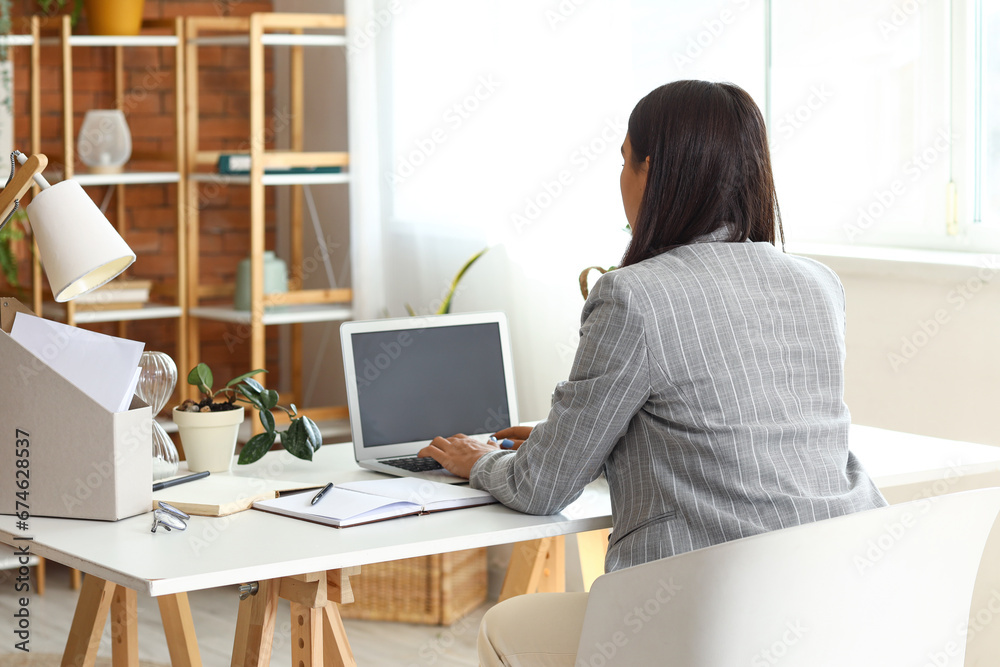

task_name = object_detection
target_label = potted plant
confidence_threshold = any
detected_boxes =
[174,363,322,472]
[36,0,146,36]
[33,0,83,24]
[578,224,631,299]
[0,211,28,298]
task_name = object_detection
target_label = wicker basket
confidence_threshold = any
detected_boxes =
[338,548,487,625]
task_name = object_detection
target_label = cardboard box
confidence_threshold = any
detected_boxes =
[0,298,152,521]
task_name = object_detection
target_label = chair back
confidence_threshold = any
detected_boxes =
[575,488,1000,666]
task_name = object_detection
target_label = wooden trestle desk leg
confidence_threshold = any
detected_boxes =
[498,529,611,602]
[576,528,612,591]
[499,536,566,602]
[61,575,115,667]
[231,579,279,667]
[61,575,200,667]
[34,557,45,596]
[157,593,203,667]
[232,568,360,667]
[110,586,139,667]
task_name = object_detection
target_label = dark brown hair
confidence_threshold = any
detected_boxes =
[620,80,783,268]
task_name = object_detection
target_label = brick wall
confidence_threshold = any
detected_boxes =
[3,0,284,405]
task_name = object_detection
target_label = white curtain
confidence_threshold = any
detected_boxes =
[347,0,766,418]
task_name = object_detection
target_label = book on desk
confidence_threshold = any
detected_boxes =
[252,477,497,528]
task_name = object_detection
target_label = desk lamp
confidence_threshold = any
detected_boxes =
[0,150,135,301]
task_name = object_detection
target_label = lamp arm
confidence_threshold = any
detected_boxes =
[0,153,49,230]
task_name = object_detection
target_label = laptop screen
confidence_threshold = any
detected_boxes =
[350,322,512,449]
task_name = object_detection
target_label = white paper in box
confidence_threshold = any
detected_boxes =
[0,313,151,521]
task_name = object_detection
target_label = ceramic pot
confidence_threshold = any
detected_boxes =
[172,406,244,473]
[233,251,289,310]
[84,0,146,36]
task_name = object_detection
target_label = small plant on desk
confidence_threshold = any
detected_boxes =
[176,362,322,464]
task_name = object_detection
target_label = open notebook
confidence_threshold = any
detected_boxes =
[252,477,497,528]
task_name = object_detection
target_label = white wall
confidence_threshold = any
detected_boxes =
[823,257,1000,446]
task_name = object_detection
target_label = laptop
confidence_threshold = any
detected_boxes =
[340,312,519,483]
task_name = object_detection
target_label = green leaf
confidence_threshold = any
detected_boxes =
[236,380,262,400]
[259,409,275,433]
[227,369,267,389]
[235,385,266,411]
[242,377,265,393]
[187,363,213,395]
[238,431,276,465]
[0,217,24,289]
[436,247,489,315]
[289,403,298,417]
[281,421,313,461]
[261,389,279,410]
[301,416,322,452]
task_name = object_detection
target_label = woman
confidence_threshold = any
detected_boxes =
[418,80,886,665]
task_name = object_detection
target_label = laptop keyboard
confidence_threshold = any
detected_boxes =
[381,456,444,472]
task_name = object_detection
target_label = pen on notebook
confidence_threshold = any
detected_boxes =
[312,482,334,505]
[151,471,210,492]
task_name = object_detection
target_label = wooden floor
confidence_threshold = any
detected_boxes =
[0,563,486,666]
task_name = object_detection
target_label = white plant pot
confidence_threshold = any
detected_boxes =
[172,406,245,473]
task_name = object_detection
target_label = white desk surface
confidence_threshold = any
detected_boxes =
[0,443,611,597]
[2,425,999,597]
[849,424,1000,487]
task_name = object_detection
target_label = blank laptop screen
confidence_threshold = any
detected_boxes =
[351,322,511,449]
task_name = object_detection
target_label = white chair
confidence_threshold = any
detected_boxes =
[575,488,1000,666]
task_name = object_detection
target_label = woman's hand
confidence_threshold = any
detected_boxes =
[491,426,533,450]
[418,434,500,479]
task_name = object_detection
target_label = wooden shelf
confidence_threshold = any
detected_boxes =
[72,171,181,186]
[186,13,351,430]
[190,304,353,326]
[155,415,179,434]
[0,35,34,47]
[37,35,180,47]
[190,172,349,186]
[190,34,346,47]
[26,14,188,382]
[42,304,183,324]
[0,554,39,570]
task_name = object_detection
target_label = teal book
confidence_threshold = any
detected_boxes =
[217,154,345,175]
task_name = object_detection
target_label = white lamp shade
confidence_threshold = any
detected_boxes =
[26,180,136,302]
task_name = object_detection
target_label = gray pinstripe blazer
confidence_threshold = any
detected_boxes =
[470,230,887,572]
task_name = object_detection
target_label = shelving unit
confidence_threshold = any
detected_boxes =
[26,16,187,372]
[185,13,352,428]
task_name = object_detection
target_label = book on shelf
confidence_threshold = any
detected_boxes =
[217,154,344,175]
[252,477,497,528]
[74,279,152,311]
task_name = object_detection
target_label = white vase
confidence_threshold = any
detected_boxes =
[77,110,132,174]
[173,406,245,473]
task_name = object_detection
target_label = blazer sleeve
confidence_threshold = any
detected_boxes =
[469,269,652,515]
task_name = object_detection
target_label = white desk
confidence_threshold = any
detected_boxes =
[2,426,1000,667]
[850,424,1000,503]
[0,442,611,666]
[0,443,610,597]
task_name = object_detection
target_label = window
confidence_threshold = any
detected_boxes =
[979,0,1000,226]
[770,0,952,250]
[357,0,998,261]
[773,0,1000,254]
